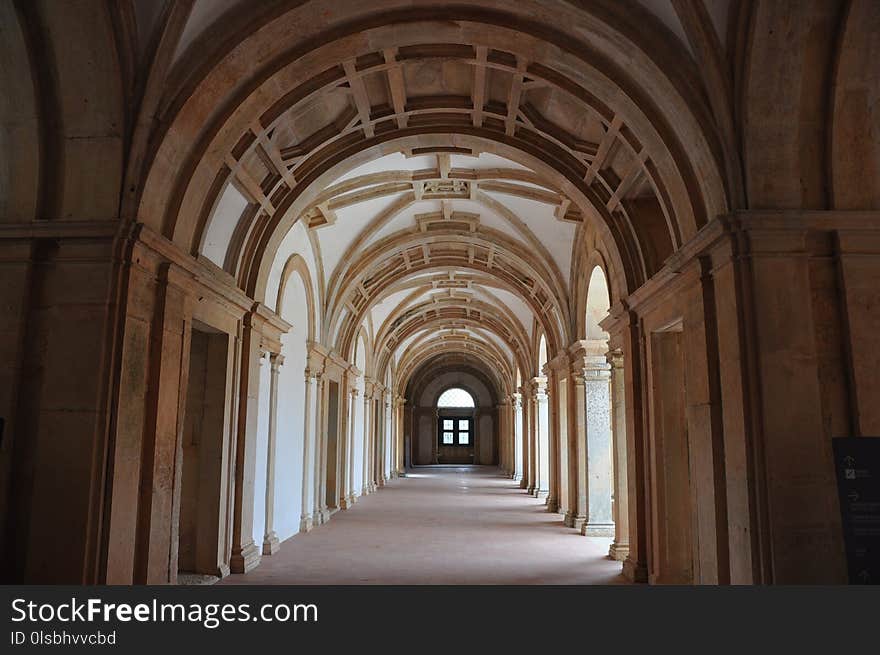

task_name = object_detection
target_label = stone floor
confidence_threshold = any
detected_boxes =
[219,467,627,585]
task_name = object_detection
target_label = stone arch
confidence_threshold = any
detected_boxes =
[585,266,612,341]
[134,3,730,305]
[829,1,880,209]
[275,253,316,342]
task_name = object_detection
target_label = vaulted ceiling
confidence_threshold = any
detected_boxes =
[127,0,738,389]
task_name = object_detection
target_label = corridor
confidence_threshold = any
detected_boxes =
[220,468,626,585]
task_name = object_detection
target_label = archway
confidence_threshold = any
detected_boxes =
[406,357,500,467]
[581,266,615,539]
[436,388,477,465]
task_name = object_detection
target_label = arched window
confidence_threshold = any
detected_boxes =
[538,334,548,371]
[437,388,475,448]
[585,265,611,340]
[437,387,475,408]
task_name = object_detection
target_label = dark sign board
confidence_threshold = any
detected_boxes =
[832,437,880,584]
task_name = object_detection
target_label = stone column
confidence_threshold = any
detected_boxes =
[361,390,371,495]
[432,407,440,464]
[534,377,549,498]
[299,370,318,532]
[607,349,630,560]
[392,398,404,477]
[526,386,537,493]
[520,389,530,489]
[262,353,283,555]
[512,393,523,481]
[544,370,559,511]
[315,374,329,524]
[582,351,614,537]
[344,387,359,507]
[230,314,263,574]
[566,360,588,530]
[378,394,390,487]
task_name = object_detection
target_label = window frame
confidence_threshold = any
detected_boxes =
[437,415,473,448]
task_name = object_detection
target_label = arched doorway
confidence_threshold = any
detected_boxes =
[581,266,615,538]
[436,388,477,465]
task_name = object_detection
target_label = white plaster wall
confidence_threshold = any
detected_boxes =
[264,221,321,334]
[252,354,271,545]
[275,275,309,541]
[352,333,367,494]
[352,390,365,495]
[201,183,248,268]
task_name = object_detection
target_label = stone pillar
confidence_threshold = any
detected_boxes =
[135,264,193,583]
[299,370,318,532]
[607,349,630,560]
[512,393,523,481]
[621,314,649,582]
[393,398,405,477]
[230,311,263,574]
[534,377,549,498]
[526,387,537,493]
[582,351,614,537]
[544,370,560,512]
[566,357,588,530]
[378,393,390,487]
[315,374,329,524]
[432,407,440,464]
[261,353,283,555]
[344,387,359,507]
[361,389,372,495]
[520,389,530,489]
[497,403,506,472]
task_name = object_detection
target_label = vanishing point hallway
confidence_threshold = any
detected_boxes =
[220,468,625,585]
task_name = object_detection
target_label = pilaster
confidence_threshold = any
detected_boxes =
[261,353,284,556]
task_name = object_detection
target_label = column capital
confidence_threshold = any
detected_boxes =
[269,352,284,370]
[531,376,548,402]
[606,348,624,369]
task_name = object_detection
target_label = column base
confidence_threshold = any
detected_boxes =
[299,514,313,533]
[511,472,521,481]
[581,521,614,537]
[623,556,648,583]
[519,479,528,489]
[339,494,356,510]
[316,508,331,524]
[608,542,630,561]
[230,540,261,574]
[545,497,558,512]
[533,488,548,499]
[565,512,587,529]
[261,532,280,556]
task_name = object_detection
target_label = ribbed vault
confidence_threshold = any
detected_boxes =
[133,1,733,392]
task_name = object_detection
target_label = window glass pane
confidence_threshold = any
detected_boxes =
[443,419,454,430]
[458,419,469,430]
[458,432,469,445]
[442,432,454,444]
[437,387,475,408]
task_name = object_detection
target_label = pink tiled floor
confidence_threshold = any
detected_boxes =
[220,467,627,585]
